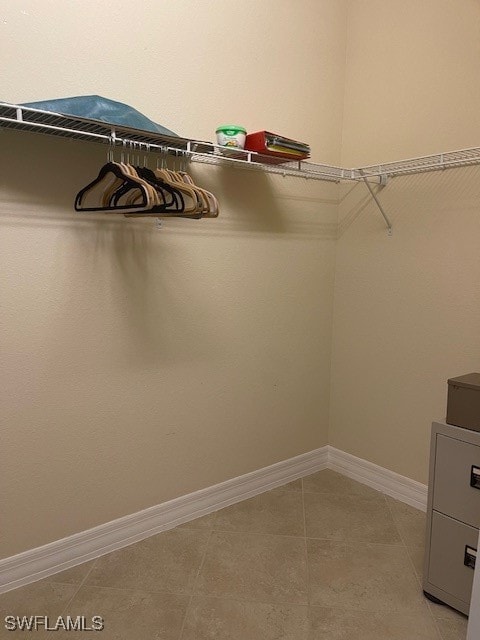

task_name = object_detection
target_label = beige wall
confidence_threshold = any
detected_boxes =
[3,0,479,559]
[0,0,346,557]
[341,0,480,165]
[330,0,480,483]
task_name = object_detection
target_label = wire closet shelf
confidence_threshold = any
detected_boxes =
[0,102,345,182]
[3,102,480,182]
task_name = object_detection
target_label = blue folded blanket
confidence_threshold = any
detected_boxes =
[21,95,178,137]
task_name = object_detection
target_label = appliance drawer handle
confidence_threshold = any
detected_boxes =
[470,466,480,490]
[464,545,477,570]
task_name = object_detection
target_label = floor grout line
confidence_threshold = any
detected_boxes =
[177,528,215,640]
[59,558,99,616]
[384,496,445,640]
[304,537,405,546]
[52,582,190,597]
[195,529,307,540]
[300,477,311,610]
[302,489,385,497]
[384,495,409,551]
[181,591,431,612]
[173,593,310,608]
[384,495,421,574]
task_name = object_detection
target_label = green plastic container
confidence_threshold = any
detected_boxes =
[216,125,247,149]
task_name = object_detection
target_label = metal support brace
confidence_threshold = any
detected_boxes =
[359,169,392,235]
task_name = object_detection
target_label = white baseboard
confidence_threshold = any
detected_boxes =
[0,445,428,594]
[327,446,428,511]
[0,447,328,594]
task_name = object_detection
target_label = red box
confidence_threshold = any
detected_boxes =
[245,131,310,164]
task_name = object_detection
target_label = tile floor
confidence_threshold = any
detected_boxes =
[0,470,469,639]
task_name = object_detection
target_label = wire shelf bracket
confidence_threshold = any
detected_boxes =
[359,170,392,235]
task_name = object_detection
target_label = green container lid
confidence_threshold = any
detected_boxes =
[216,124,246,135]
